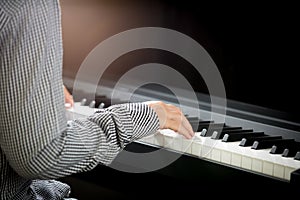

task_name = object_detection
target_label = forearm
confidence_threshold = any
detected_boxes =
[4,103,159,179]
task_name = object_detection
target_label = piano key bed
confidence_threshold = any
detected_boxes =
[65,98,300,187]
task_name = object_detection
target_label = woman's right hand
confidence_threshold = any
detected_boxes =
[145,101,194,139]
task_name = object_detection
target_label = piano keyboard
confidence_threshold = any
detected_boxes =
[66,98,300,183]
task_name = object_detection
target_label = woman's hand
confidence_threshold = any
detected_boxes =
[145,101,194,139]
[63,85,74,109]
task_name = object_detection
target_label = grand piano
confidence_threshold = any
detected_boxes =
[59,0,300,199]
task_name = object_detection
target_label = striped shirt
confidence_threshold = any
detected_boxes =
[0,0,160,199]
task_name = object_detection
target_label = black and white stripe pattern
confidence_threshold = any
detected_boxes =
[0,0,160,199]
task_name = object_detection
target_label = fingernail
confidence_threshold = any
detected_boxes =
[65,103,72,109]
[190,134,195,139]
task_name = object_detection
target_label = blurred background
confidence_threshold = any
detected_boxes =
[60,0,300,122]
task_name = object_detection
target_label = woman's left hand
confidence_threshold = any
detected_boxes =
[63,85,74,109]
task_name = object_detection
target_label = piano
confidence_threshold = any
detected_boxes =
[60,78,300,199]
[59,1,300,198]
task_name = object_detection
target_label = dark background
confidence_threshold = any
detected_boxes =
[61,0,300,123]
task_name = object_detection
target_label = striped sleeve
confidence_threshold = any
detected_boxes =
[23,103,160,179]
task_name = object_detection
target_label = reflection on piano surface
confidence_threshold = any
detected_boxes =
[61,79,300,198]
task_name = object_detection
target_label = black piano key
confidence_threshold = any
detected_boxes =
[239,135,282,147]
[188,120,214,124]
[205,126,242,136]
[89,100,96,108]
[189,120,211,130]
[189,120,209,132]
[202,126,242,137]
[222,131,265,142]
[187,116,212,122]
[186,117,200,122]
[73,91,90,102]
[270,141,300,154]
[190,122,222,132]
[76,94,112,108]
[283,148,299,158]
[80,98,87,106]
[211,129,253,140]
[73,91,101,106]
[198,123,226,133]
[282,142,300,157]
[94,95,112,108]
[199,123,226,134]
[270,145,286,154]
[98,102,105,109]
[94,95,106,105]
[101,98,123,108]
[295,152,300,160]
[252,139,295,150]
[197,120,215,124]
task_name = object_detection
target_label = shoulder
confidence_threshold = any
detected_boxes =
[0,0,26,16]
[0,0,26,32]
[0,0,59,33]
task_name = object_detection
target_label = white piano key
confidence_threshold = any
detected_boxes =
[160,129,177,149]
[163,135,174,149]
[173,137,183,152]
[201,145,212,159]
[66,102,99,120]
[211,148,221,162]
[273,164,285,179]
[142,127,299,181]
[263,161,274,176]
[191,141,202,157]
[141,134,154,144]
[284,167,294,180]
[221,150,231,164]
[231,153,242,167]
[182,139,192,154]
[153,132,164,146]
[241,156,252,170]
[252,159,263,173]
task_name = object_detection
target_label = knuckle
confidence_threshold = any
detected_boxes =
[157,101,166,108]
[174,110,183,118]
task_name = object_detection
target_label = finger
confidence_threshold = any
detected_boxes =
[181,115,195,137]
[63,86,74,107]
[174,114,194,139]
[177,122,193,139]
[166,112,192,139]
[167,105,194,136]
[65,95,74,106]
[65,103,72,109]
